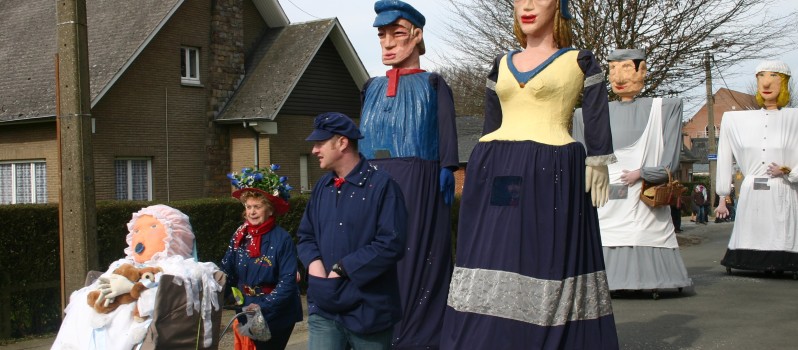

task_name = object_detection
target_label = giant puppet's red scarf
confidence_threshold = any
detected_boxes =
[385,68,425,97]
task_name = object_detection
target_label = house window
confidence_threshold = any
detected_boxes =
[299,155,310,193]
[115,158,152,201]
[0,161,47,204]
[180,46,200,84]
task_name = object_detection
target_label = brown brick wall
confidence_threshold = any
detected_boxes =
[454,166,465,195]
[243,0,268,53]
[0,122,60,202]
[683,88,757,149]
[91,0,215,201]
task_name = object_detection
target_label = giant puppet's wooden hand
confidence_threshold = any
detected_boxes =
[585,165,609,208]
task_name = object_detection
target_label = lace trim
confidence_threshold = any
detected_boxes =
[447,267,613,326]
[586,154,617,166]
[486,78,496,91]
[584,72,604,88]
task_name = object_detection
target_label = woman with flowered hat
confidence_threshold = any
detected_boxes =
[222,165,303,350]
[715,60,798,277]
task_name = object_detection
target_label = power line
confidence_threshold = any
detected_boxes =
[285,0,320,19]
[710,56,748,110]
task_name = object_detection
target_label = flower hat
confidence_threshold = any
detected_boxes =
[228,164,292,215]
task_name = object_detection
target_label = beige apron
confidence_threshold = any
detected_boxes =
[599,98,678,248]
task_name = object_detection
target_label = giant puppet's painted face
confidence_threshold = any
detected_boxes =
[129,214,167,263]
[378,18,422,68]
[757,70,783,110]
[514,0,557,42]
[609,59,646,101]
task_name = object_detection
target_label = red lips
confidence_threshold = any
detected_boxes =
[520,15,537,23]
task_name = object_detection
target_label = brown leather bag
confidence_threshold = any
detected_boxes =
[640,169,687,207]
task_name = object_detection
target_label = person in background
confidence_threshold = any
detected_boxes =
[223,166,303,350]
[671,202,683,233]
[715,60,798,275]
[692,185,707,225]
[297,112,408,350]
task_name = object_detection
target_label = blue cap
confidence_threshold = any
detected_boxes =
[373,0,425,28]
[305,112,364,141]
[560,0,572,20]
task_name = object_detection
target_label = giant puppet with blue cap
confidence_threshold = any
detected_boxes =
[714,60,798,278]
[572,48,692,296]
[359,1,459,348]
[297,112,408,349]
[442,0,619,348]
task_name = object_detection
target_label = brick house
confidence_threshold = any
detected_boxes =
[682,88,757,178]
[0,0,367,204]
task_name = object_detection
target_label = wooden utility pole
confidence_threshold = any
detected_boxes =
[56,0,98,309]
[704,51,717,209]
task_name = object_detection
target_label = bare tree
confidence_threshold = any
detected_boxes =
[437,0,797,112]
[438,65,487,117]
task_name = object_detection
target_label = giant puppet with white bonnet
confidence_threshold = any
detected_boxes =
[715,60,798,276]
[52,204,223,350]
[572,48,692,294]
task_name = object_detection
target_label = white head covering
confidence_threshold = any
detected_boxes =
[756,60,791,76]
[124,204,195,263]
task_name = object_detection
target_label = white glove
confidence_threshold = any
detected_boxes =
[585,165,609,208]
[98,274,135,305]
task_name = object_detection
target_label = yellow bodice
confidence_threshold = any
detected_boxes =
[480,50,583,145]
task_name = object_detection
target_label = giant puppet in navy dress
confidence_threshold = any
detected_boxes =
[359,1,458,348]
[441,1,619,349]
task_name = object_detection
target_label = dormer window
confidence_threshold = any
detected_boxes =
[180,46,200,85]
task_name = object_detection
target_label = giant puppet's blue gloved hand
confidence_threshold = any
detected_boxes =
[440,168,455,206]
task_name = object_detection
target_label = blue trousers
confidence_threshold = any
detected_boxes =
[307,314,392,350]
[696,204,709,223]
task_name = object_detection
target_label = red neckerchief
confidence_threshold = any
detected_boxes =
[385,68,425,97]
[334,177,346,188]
[233,217,276,258]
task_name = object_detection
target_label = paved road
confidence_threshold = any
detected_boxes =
[612,221,798,350]
[4,220,797,350]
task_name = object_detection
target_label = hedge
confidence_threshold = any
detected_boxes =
[0,195,312,341]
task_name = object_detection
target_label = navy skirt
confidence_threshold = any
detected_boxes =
[441,141,618,350]
[369,157,453,349]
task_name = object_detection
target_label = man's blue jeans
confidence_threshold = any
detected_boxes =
[308,314,392,350]
[696,204,707,223]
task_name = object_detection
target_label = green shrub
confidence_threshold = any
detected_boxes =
[0,195,314,340]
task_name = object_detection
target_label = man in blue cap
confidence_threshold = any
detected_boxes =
[297,112,408,350]
[360,2,459,347]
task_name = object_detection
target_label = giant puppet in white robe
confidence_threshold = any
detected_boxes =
[715,60,798,275]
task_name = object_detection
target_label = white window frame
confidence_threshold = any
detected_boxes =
[299,154,310,193]
[180,46,200,85]
[115,158,153,201]
[0,160,47,204]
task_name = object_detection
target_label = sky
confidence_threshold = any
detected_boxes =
[279,0,798,115]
